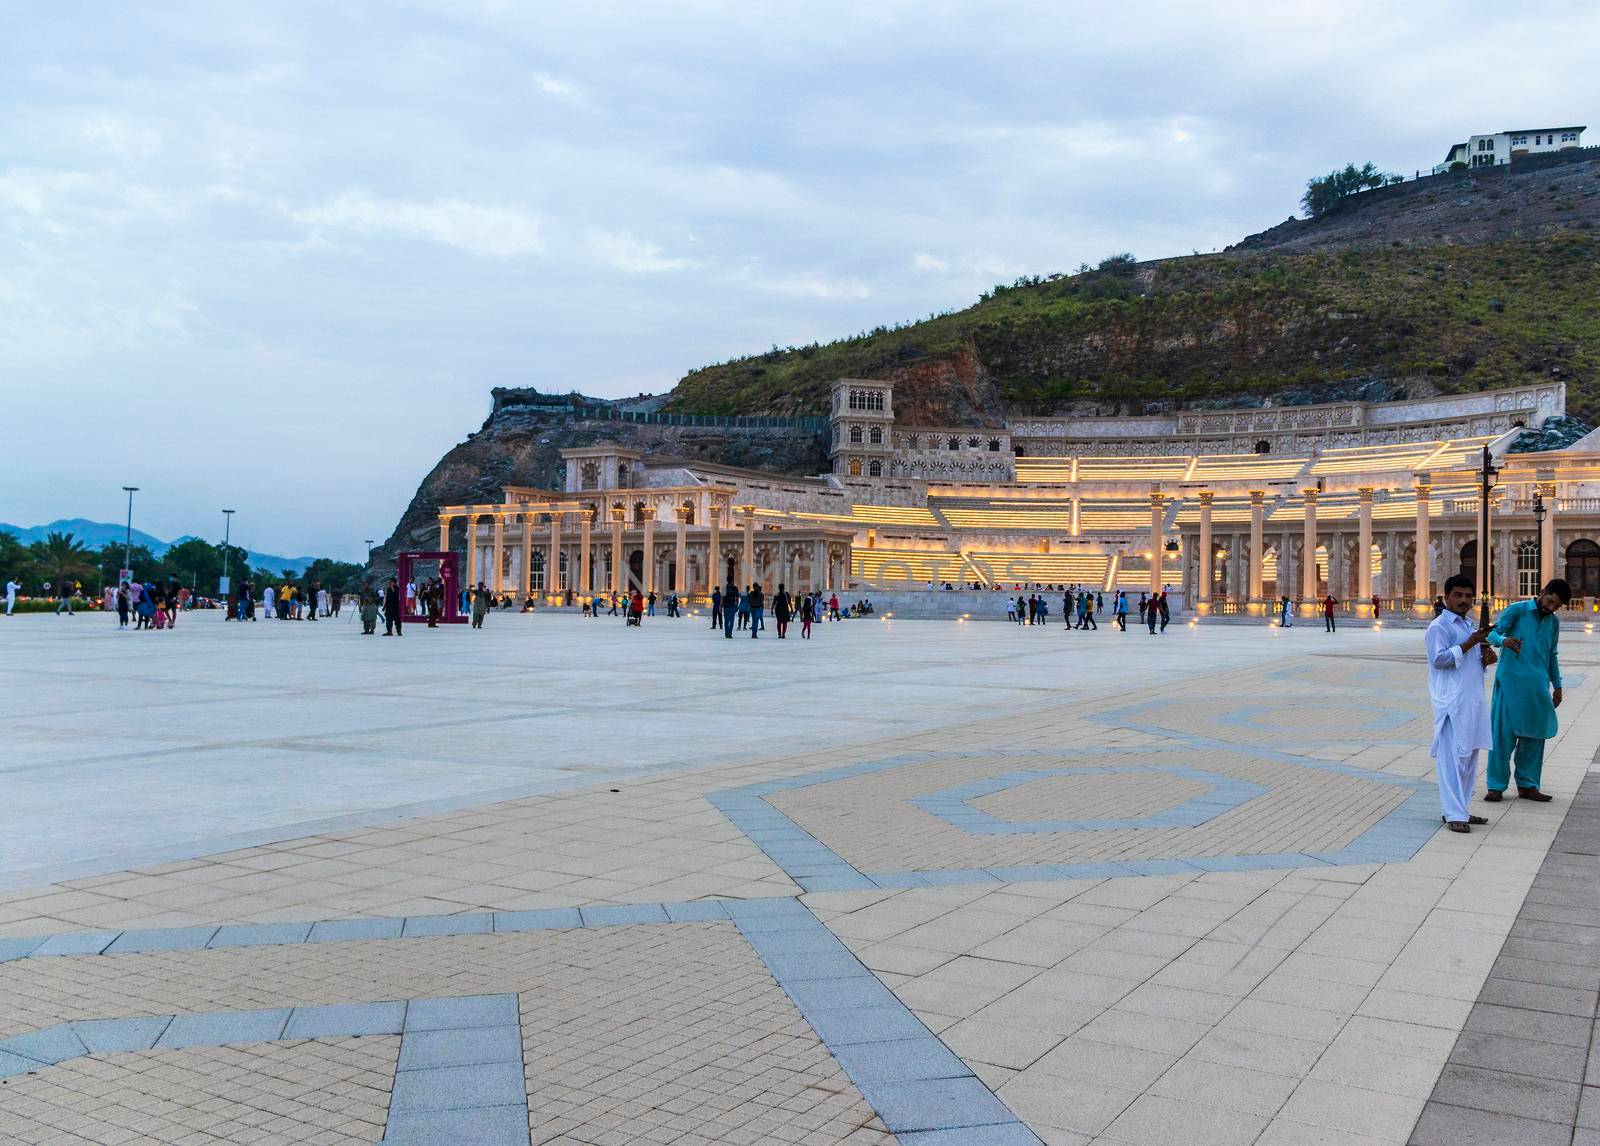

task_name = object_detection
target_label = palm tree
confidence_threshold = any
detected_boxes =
[28,532,96,594]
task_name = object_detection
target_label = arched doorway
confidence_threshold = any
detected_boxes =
[1459,540,1497,595]
[628,549,644,590]
[1565,539,1600,599]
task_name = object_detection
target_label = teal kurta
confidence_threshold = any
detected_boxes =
[1485,599,1562,739]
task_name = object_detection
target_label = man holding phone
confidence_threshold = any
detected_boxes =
[1483,579,1570,802]
[1425,575,1496,832]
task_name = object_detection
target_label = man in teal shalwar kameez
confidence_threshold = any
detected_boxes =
[1483,578,1571,802]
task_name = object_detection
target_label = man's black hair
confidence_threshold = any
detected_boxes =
[1543,578,1573,603]
[1442,573,1475,595]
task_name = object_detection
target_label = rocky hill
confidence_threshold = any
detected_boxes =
[376,153,1600,572]
[664,153,1600,425]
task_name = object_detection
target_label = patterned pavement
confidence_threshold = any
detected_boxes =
[1,616,1598,1143]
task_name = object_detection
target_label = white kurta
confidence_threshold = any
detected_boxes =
[1425,610,1492,757]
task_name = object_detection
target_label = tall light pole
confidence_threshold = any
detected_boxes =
[365,539,376,563]
[121,487,140,580]
[222,509,236,598]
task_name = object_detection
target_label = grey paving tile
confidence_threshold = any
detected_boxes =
[0,1049,42,1080]
[1411,1101,1574,1145]
[388,1061,527,1112]
[404,994,519,1032]
[70,1016,174,1053]
[28,930,119,957]
[1432,1062,1581,1125]
[491,907,582,931]
[209,921,314,948]
[897,1124,1041,1145]
[577,903,670,926]
[807,1004,935,1046]
[379,1102,529,1144]
[1450,1029,1590,1084]
[398,1025,524,1070]
[401,913,493,937]
[283,1000,407,1038]
[857,1077,1016,1133]
[103,925,219,954]
[155,1007,291,1048]
[0,1024,87,1065]
[830,1036,973,1082]
[1476,977,1598,1017]
[662,900,730,923]
[307,916,404,943]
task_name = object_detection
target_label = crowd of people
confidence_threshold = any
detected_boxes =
[1004,587,1173,634]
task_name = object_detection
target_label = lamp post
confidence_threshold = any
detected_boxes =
[1533,490,1547,596]
[221,509,236,606]
[1477,446,1499,627]
[121,486,140,580]
[365,539,376,562]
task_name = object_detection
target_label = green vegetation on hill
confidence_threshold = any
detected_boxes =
[664,233,1600,422]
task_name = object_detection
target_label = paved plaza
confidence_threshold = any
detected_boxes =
[2,611,1598,1144]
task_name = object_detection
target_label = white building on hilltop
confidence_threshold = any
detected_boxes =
[1434,125,1586,173]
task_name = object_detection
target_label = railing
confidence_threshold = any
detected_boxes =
[571,406,827,431]
[1506,498,1600,514]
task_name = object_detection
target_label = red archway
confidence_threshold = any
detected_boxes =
[396,550,466,624]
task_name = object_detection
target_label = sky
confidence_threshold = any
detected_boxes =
[3,1,1598,560]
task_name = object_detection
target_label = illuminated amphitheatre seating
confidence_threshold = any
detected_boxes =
[968,551,1110,586]
[928,497,1075,530]
[1013,458,1076,484]
[1078,500,1151,530]
[1421,436,1502,471]
[1188,453,1310,481]
[850,547,972,585]
[1074,455,1192,481]
[1309,441,1446,477]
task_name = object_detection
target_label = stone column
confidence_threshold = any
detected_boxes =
[491,515,505,593]
[1196,491,1214,612]
[1414,479,1432,607]
[674,507,689,593]
[707,504,722,592]
[549,512,563,598]
[641,512,655,596]
[438,516,450,553]
[1070,495,1081,538]
[466,515,479,589]
[1301,490,1318,601]
[742,506,756,588]
[812,540,824,593]
[513,513,527,595]
[1540,482,1558,588]
[1248,491,1265,607]
[1357,488,1374,614]
[1149,491,1165,596]
[580,509,593,594]
[610,508,625,594]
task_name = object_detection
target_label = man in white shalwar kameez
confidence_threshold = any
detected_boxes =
[1425,574,1497,832]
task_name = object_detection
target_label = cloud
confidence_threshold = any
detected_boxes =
[587,229,698,273]
[911,253,947,273]
[289,194,544,258]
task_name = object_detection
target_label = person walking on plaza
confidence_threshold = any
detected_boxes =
[1158,591,1170,632]
[4,576,17,616]
[737,585,752,631]
[1426,574,1495,832]
[711,586,722,629]
[1323,594,1338,632]
[723,579,739,639]
[1280,595,1294,627]
[828,592,840,621]
[1114,591,1128,631]
[1146,593,1159,634]
[115,581,130,628]
[646,591,656,618]
[360,587,379,634]
[54,581,74,615]
[1371,594,1381,621]
[1483,579,1570,802]
[748,582,765,637]
[382,578,403,636]
[470,582,490,629]
[628,588,644,626]
[773,583,792,638]
[800,591,814,638]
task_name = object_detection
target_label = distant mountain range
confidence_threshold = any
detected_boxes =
[0,519,329,575]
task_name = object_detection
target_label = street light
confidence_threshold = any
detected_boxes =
[1533,490,1547,594]
[364,539,376,563]
[121,487,140,580]
[221,509,236,606]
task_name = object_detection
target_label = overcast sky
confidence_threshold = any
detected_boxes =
[3,1,1596,559]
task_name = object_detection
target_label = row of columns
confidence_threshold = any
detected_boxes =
[439,505,835,597]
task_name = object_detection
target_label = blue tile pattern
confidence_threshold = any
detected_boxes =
[710,744,1439,890]
[908,763,1267,834]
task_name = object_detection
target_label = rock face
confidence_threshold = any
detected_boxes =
[1508,414,1594,453]
[370,396,827,577]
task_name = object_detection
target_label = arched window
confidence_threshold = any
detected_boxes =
[849,425,863,444]
[947,436,959,451]
[869,426,883,445]
[530,551,545,591]
[580,461,599,490]
[906,435,919,450]
[967,436,981,448]
[680,500,695,525]
[1014,445,1027,458]
[988,438,1001,452]
[1517,541,1540,598]
[867,459,883,477]
[1254,440,1271,455]
[849,458,862,476]
[634,502,649,523]
[1566,539,1600,599]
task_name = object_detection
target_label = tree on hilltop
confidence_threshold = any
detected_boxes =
[1302,162,1404,218]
